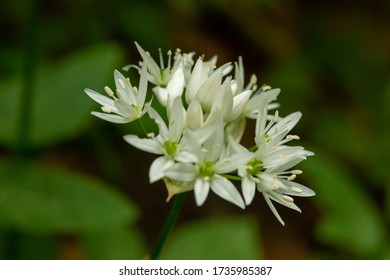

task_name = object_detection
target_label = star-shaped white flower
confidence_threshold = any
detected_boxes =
[236,96,314,225]
[84,62,148,124]
[123,97,187,183]
[164,122,247,209]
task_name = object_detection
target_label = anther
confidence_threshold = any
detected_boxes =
[203,176,210,182]
[291,170,303,175]
[287,135,300,140]
[291,187,302,193]
[287,174,296,181]
[250,74,257,85]
[201,148,208,153]
[118,78,126,89]
[261,84,272,91]
[274,110,280,122]
[283,195,294,203]
[101,106,112,113]
[147,132,155,138]
[126,78,131,86]
[104,86,114,97]
[133,87,138,96]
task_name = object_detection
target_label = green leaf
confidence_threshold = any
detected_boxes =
[0,43,124,149]
[300,151,388,257]
[0,160,138,233]
[161,216,261,259]
[80,227,146,260]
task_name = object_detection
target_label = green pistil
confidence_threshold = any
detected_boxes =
[246,157,263,176]
[131,104,140,115]
[164,141,178,157]
[199,161,215,178]
[263,133,271,142]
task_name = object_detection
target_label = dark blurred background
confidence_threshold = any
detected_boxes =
[0,0,389,260]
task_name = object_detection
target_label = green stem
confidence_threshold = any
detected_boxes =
[137,119,148,136]
[18,0,38,158]
[150,193,186,260]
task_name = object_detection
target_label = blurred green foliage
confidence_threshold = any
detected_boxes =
[0,0,389,259]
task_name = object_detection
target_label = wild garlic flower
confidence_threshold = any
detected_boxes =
[84,62,148,123]
[164,123,247,209]
[84,42,315,224]
[236,94,315,225]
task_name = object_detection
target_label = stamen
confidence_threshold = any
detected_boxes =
[147,132,155,138]
[291,170,303,175]
[279,154,287,158]
[101,106,112,113]
[252,177,260,183]
[118,78,126,89]
[167,50,172,70]
[287,174,296,181]
[201,148,208,153]
[212,144,220,150]
[159,48,164,68]
[283,195,294,203]
[133,87,138,96]
[291,187,302,193]
[274,110,280,122]
[126,78,131,86]
[250,74,257,85]
[286,135,300,140]
[261,84,272,91]
[203,176,210,182]
[116,89,124,99]
[272,146,280,150]
[104,86,114,97]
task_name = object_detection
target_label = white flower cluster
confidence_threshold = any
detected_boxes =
[84,42,314,225]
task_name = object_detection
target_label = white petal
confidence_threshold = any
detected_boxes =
[263,193,285,226]
[153,86,169,107]
[114,99,138,120]
[186,58,208,104]
[242,176,256,205]
[149,156,174,183]
[114,70,136,105]
[91,112,129,124]
[194,178,210,206]
[134,42,161,84]
[214,153,252,174]
[164,163,198,182]
[123,135,162,154]
[211,175,245,209]
[196,70,223,112]
[147,105,169,141]
[175,150,198,163]
[84,88,116,110]
[211,77,233,120]
[168,97,185,142]
[167,67,185,100]
[138,62,148,106]
[226,89,252,122]
[186,100,203,130]
[281,180,315,197]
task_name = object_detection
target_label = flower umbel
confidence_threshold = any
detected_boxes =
[84,42,315,225]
